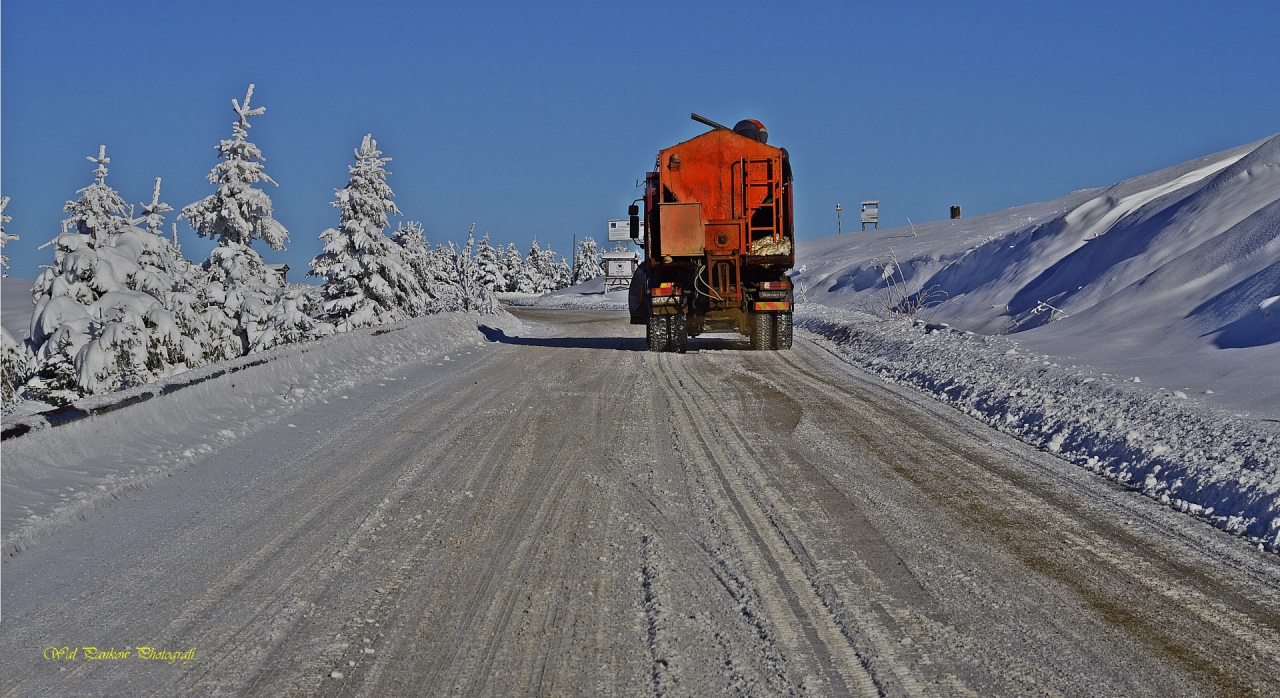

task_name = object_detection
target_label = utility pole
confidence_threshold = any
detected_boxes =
[836,204,843,235]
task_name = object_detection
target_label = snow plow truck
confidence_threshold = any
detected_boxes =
[628,113,795,352]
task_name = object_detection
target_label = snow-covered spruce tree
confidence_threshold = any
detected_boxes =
[515,240,545,293]
[572,236,603,284]
[500,242,524,292]
[450,229,499,314]
[25,149,204,402]
[128,179,200,300]
[475,233,504,294]
[393,220,463,315]
[309,134,424,330]
[392,221,440,312]
[1,195,15,276]
[550,252,572,290]
[426,242,464,311]
[527,242,568,292]
[180,84,290,355]
[62,146,129,245]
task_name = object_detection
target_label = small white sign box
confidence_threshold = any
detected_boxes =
[602,249,639,290]
[861,201,879,231]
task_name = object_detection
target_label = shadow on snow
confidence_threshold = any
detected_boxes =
[478,325,751,352]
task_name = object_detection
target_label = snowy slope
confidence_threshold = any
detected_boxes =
[502,275,629,310]
[794,134,1280,418]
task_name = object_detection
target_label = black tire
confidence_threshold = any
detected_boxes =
[647,315,669,352]
[672,313,689,353]
[750,312,774,350]
[775,312,793,350]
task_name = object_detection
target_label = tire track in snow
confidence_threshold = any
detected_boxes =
[765,338,1280,696]
[654,354,880,696]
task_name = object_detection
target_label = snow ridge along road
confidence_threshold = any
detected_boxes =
[2,309,1278,696]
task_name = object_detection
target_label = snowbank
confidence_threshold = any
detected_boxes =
[793,133,1280,419]
[501,275,629,310]
[796,304,1280,550]
[1,310,523,557]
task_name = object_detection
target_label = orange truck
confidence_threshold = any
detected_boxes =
[628,114,795,352]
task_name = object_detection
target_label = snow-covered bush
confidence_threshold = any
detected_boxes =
[572,236,603,284]
[424,243,464,311]
[859,250,949,322]
[253,285,334,351]
[25,150,206,402]
[310,134,424,330]
[1,326,26,408]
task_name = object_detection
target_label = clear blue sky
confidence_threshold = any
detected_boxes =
[3,0,1277,281]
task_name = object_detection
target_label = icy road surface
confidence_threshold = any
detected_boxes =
[3,309,1279,697]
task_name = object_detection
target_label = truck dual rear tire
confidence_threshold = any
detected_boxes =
[750,311,793,350]
[671,313,688,353]
[776,312,793,350]
[648,314,688,353]
[751,312,775,350]
[647,315,668,352]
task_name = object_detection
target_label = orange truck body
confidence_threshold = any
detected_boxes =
[631,122,795,352]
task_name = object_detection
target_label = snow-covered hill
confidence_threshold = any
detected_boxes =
[795,133,1280,418]
[2,277,34,340]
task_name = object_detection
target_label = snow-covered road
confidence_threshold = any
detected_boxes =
[2,309,1278,696]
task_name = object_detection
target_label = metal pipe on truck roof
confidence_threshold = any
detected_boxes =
[691,113,731,131]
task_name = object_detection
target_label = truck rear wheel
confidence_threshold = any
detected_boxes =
[672,313,689,353]
[750,312,774,350]
[647,315,669,352]
[775,312,793,349]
